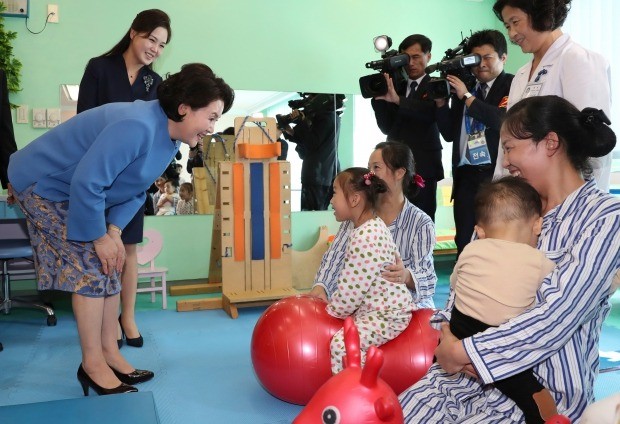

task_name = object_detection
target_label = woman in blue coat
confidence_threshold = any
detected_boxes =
[8,63,234,396]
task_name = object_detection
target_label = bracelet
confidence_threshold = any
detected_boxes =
[107,224,122,236]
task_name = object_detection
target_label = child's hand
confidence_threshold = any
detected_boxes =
[308,285,328,302]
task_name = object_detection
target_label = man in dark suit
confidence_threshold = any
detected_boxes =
[435,29,514,256]
[0,69,17,190]
[372,34,444,221]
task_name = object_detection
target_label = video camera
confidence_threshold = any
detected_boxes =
[276,93,346,129]
[359,35,409,99]
[424,36,481,99]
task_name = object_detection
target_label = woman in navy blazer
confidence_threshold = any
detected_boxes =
[77,9,172,350]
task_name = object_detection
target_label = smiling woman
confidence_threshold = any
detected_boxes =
[7,63,235,396]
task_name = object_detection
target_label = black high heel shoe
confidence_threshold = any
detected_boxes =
[77,364,137,396]
[110,366,155,385]
[118,315,144,348]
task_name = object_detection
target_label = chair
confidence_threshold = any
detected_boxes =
[136,229,168,309]
[0,238,57,326]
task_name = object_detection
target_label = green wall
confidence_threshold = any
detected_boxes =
[4,0,524,281]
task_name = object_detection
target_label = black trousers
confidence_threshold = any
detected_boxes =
[300,184,332,211]
[450,307,547,424]
[452,165,493,257]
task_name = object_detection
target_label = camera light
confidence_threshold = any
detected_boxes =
[373,35,392,53]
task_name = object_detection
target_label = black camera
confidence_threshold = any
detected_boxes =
[276,93,346,129]
[359,35,409,99]
[424,37,481,99]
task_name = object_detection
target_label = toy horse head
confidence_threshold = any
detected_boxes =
[293,317,404,424]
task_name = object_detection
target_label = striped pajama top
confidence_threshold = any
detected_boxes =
[400,179,620,423]
[313,199,437,309]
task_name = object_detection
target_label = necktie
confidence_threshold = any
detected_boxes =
[475,82,488,99]
[407,81,418,98]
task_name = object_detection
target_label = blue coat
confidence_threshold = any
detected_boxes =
[9,100,180,241]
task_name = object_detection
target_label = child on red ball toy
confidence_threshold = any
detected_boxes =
[326,167,414,374]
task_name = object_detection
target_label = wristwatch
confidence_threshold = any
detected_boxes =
[463,92,473,100]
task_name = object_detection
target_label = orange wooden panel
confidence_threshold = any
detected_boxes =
[269,163,281,259]
[233,163,245,261]
[238,142,281,159]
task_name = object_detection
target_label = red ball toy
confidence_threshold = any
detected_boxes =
[380,308,439,395]
[251,295,342,405]
[251,295,439,404]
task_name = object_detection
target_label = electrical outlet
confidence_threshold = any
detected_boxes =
[47,4,58,23]
[33,109,47,128]
[47,108,61,128]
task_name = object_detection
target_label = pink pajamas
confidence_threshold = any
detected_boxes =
[326,217,414,374]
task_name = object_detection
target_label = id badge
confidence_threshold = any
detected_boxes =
[523,82,543,98]
[467,132,491,165]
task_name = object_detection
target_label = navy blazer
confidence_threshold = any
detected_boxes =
[371,75,444,182]
[77,55,162,113]
[436,71,514,171]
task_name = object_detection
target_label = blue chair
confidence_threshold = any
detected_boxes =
[0,238,57,326]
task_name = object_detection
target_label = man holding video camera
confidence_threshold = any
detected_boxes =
[434,29,513,257]
[280,94,343,211]
[372,34,444,221]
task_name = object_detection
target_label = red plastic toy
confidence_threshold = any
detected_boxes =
[294,316,404,424]
[251,295,343,405]
[545,415,571,424]
[251,295,439,404]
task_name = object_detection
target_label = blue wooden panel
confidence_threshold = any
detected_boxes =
[250,163,265,260]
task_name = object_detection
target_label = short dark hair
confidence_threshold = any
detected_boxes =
[492,0,572,32]
[100,9,172,67]
[399,34,432,54]
[475,176,542,226]
[157,63,235,122]
[465,29,508,57]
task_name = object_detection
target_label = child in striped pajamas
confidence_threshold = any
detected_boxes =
[326,167,414,374]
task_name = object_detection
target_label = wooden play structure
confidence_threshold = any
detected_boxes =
[192,134,235,215]
[177,117,298,318]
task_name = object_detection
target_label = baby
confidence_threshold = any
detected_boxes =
[156,179,179,216]
[449,176,557,424]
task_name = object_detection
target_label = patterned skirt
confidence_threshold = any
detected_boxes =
[14,185,120,297]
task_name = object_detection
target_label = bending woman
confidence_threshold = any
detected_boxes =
[399,95,619,422]
[310,141,437,309]
[77,9,172,348]
[7,63,234,396]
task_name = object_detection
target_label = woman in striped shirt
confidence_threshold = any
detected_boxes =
[399,95,619,422]
[309,140,437,310]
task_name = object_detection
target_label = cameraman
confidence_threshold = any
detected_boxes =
[434,29,513,257]
[372,34,444,221]
[281,94,343,211]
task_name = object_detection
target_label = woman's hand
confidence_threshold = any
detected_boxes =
[6,183,15,205]
[435,323,477,377]
[308,285,328,302]
[93,234,121,275]
[382,253,412,287]
[107,228,126,272]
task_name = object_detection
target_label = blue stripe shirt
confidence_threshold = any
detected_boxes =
[313,199,437,309]
[400,180,620,422]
